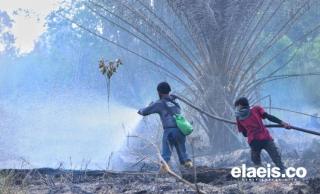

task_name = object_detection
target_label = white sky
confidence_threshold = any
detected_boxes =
[0,0,61,55]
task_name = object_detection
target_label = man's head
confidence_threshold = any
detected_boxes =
[234,97,249,110]
[157,82,171,97]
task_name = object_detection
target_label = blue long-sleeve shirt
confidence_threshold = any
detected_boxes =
[138,95,181,129]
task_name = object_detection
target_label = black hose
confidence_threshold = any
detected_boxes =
[265,124,320,136]
[173,95,320,137]
[173,95,236,125]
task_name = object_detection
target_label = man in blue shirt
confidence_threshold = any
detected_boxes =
[138,82,192,168]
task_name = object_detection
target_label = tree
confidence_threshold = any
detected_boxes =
[59,0,320,152]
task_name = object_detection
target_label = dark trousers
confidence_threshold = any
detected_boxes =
[162,128,190,164]
[249,140,285,171]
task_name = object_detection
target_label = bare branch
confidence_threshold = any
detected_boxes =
[128,135,206,194]
[243,72,320,96]
[263,106,320,119]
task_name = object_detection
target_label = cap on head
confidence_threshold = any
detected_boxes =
[234,97,249,107]
[157,82,171,94]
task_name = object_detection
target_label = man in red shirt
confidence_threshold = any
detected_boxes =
[235,97,291,171]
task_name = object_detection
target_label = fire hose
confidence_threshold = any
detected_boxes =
[173,95,320,137]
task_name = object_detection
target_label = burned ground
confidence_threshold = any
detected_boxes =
[1,155,319,194]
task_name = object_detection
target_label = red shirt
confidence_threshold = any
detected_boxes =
[236,106,273,144]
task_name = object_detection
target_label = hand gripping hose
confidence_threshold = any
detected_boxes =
[173,95,320,137]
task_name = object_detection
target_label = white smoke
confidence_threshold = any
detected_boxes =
[0,93,142,169]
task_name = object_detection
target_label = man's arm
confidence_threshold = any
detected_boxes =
[138,101,161,116]
[241,130,247,137]
[262,112,282,124]
[255,106,291,129]
[237,120,247,137]
[262,112,291,129]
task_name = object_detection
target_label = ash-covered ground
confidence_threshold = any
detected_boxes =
[1,167,319,194]
[1,129,320,194]
[1,141,320,194]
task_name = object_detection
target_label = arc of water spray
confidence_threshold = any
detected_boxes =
[172,95,320,137]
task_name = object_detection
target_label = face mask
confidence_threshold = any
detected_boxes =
[235,106,250,120]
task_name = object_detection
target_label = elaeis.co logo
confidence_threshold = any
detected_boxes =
[231,164,307,181]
